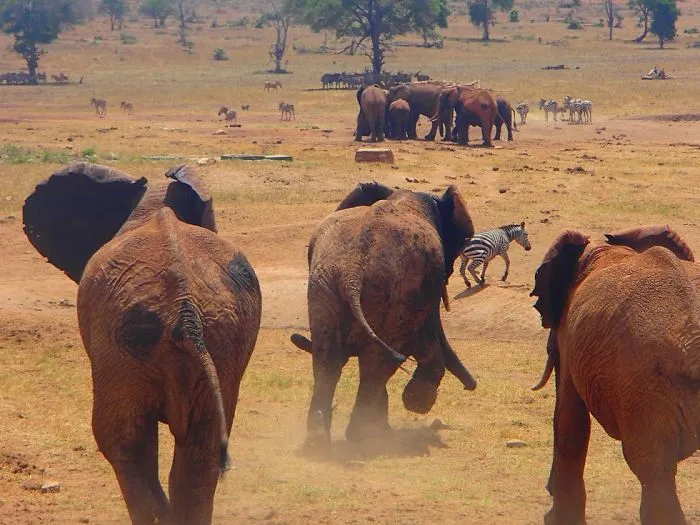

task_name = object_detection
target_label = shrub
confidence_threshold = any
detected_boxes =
[120,32,137,45]
[509,9,520,22]
[213,48,229,61]
[210,19,218,29]
[683,27,699,34]
[82,147,97,159]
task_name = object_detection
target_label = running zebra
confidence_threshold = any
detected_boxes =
[515,101,529,125]
[537,99,559,122]
[459,222,532,288]
[279,102,295,121]
[217,105,237,126]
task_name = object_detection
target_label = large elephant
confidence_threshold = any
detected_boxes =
[493,96,517,141]
[23,163,262,525]
[387,99,410,140]
[434,86,498,146]
[355,84,387,142]
[290,182,478,449]
[387,82,451,141]
[530,225,698,525]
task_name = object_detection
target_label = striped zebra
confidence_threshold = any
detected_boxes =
[279,102,295,121]
[515,101,529,125]
[459,222,532,288]
[218,105,237,126]
[537,99,559,122]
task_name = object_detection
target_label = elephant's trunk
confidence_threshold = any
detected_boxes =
[443,340,476,390]
[531,354,554,391]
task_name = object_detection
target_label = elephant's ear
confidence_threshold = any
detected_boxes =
[604,225,694,262]
[530,230,590,328]
[336,181,395,211]
[436,186,475,281]
[164,164,217,232]
[23,162,147,283]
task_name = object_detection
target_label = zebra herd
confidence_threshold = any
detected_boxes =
[537,96,593,124]
[0,71,72,85]
[321,70,431,90]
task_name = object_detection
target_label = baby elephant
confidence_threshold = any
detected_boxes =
[388,99,410,140]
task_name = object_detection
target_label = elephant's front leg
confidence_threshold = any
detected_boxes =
[545,375,590,525]
[500,252,510,282]
[346,351,400,442]
[507,120,514,141]
[481,123,493,147]
[424,115,440,141]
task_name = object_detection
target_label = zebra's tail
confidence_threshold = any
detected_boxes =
[340,275,406,363]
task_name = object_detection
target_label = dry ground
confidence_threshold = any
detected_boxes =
[0,3,700,524]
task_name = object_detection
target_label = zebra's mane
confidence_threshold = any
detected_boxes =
[498,223,523,231]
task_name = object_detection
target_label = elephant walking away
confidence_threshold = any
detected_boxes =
[355,84,387,142]
[290,182,478,450]
[388,99,411,139]
[493,97,517,141]
[23,163,262,525]
[530,225,698,525]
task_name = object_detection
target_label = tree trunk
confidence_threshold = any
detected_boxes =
[634,10,649,41]
[483,20,490,40]
[110,14,115,31]
[25,47,39,85]
[609,23,613,40]
[659,36,664,48]
[371,33,382,76]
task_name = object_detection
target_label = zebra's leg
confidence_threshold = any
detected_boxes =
[480,261,489,285]
[468,259,483,286]
[459,255,471,288]
[501,252,510,281]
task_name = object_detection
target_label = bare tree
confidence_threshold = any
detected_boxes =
[603,0,614,39]
[263,1,296,73]
[176,0,189,46]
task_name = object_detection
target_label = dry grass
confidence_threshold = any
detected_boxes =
[0,2,699,524]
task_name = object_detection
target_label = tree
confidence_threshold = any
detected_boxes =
[139,0,174,28]
[292,0,449,75]
[0,0,82,84]
[467,0,513,41]
[259,1,299,73]
[650,0,679,47]
[175,0,189,45]
[409,0,449,45]
[629,0,655,41]
[603,0,614,39]
[99,0,128,30]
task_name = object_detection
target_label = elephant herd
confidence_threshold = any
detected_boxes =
[20,163,700,525]
[355,82,518,147]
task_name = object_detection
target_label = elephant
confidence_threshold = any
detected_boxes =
[22,162,262,525]
[355,84,387,142]
[433,86,498,146]
[493,96,517,141]
[386,82,451,141]
[289,182,478,450]
[388,99,410,140]
[530,225,699,525]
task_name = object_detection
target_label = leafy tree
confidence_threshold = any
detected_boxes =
[629,0,656,41]
[99,0,128,30]
[0,0,82,84]
[139,0,174,28]
[650,0,679,47]
[467,0,514,41]
[292,0,449,75]
[410,0,450,45]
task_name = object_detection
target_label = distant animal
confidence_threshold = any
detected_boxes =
[580,100,592,123]
[515,101,529,125]
[458,222,531,288]
[494,97,517,141]
[415,72,431,81]
[218,106,237,126]
[120,101,133,114]
[279,102,295,121]
[241,104,250,111]
[264,80,282,92]
[388,99,410,140]
[52,72,69,83]
[537,99,559,122]
[91,98,107,117]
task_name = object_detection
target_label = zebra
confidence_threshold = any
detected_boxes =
[515,101,529,125]
[241,104,250,111]
[91,97,107,117]
[120,101,133,114]
[458,222,532,288]
[264,80,282,92]
[279,102,295,121]
[217,105,237,126]
[537,99,559,122]
[580,100,592,123]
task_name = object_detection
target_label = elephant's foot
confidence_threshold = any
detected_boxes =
[501,275,508,282]
[402,377,438,414]
[345,416,393,443]
[544,506,587,525]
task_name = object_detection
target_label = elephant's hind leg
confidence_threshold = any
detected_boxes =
[93,394,168,524]
[545,377,590,525]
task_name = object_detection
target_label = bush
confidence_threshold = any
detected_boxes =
[81,147,97,159]
[210,19,218,29]
[568,20,583,29]
[213,48,229,61]
[229,16,249,28]
[120,32,137,45]
[683,27,699,34]
[509,9,520,22]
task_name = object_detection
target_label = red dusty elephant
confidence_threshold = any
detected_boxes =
[530,225,698,525]
[290,182,478,450]
[433,86,498,146]
[23,163,262,525]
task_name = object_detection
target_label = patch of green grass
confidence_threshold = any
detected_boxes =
[0,144,73,164]
[81,146,98,159]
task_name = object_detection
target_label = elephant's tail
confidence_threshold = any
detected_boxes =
[290,333,312,353]
[340,276,406,363]
[511,107,518,132]
[176,299,230,475]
